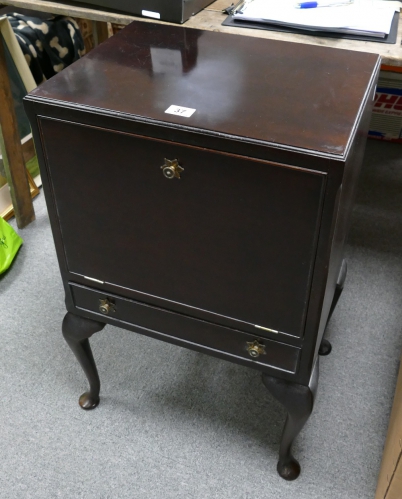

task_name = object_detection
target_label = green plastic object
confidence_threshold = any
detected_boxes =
[0,216,23,274]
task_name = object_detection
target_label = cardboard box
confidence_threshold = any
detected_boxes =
[369,68,402,142]
[375,355,402,499]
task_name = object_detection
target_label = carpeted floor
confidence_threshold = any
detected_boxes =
[1,139,401,499]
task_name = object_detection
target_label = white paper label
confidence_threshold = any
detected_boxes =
[165,105,196,118]
[142,10,160,19]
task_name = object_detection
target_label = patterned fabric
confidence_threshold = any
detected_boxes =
[7,13,85,85]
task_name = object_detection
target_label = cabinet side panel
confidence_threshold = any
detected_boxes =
[297,71,379,383]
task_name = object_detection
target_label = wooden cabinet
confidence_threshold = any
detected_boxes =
[24,21,380,480]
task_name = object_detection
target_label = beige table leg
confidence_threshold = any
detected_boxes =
[0,34,35,228]
[92,20,109,46]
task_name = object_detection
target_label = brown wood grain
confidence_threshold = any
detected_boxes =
[21,135,35,163]
[28,21,379,157]
[0,36,35,228]
[375,355,402,499]
[0,135,35,164]
[205,0,230,11]
[93,20,109,45]
[0,0,142,24]
[387,466,402,499]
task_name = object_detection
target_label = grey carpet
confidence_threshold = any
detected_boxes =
[1,139,401,499]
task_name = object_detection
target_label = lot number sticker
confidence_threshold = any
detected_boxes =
[165,105,196,118]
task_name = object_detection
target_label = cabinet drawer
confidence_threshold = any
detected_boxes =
[70,283,301,374]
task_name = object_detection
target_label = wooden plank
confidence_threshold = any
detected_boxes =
[205,0,231,11]
[0,169,39,221]
[1,0,401,66]
[92,20,109,45]
[387,463,402,499]
[0,134,35,166]
[0,35,35,228]
[0,0,140,24]
[375,356,402,499]
[21,135,35,164]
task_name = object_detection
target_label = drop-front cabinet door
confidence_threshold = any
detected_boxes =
[40,117,327,339]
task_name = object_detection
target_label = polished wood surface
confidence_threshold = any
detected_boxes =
[30,22,379,157]
[40,118,326,339]
[24,21,380,479]
[70,283,301,374]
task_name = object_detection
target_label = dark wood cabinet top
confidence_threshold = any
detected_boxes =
[29,21,380,157]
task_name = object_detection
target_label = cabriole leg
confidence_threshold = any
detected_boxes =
[327,259,347,326]
[262,361,318,481]
[62,312,106,410]
[320,259,348,356]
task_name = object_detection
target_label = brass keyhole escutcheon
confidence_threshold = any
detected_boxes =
[246,340,266,359]
[99,298,116,315]
[161,158,184,179]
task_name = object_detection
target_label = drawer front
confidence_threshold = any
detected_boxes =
[41,117,326,338]
[70,283,301,374]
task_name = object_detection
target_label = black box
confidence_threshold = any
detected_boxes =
[75,0,214,23]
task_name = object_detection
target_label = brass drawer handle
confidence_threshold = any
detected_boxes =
[99,298,116,315]
[247,340,266,359]
[160,158,184,179]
